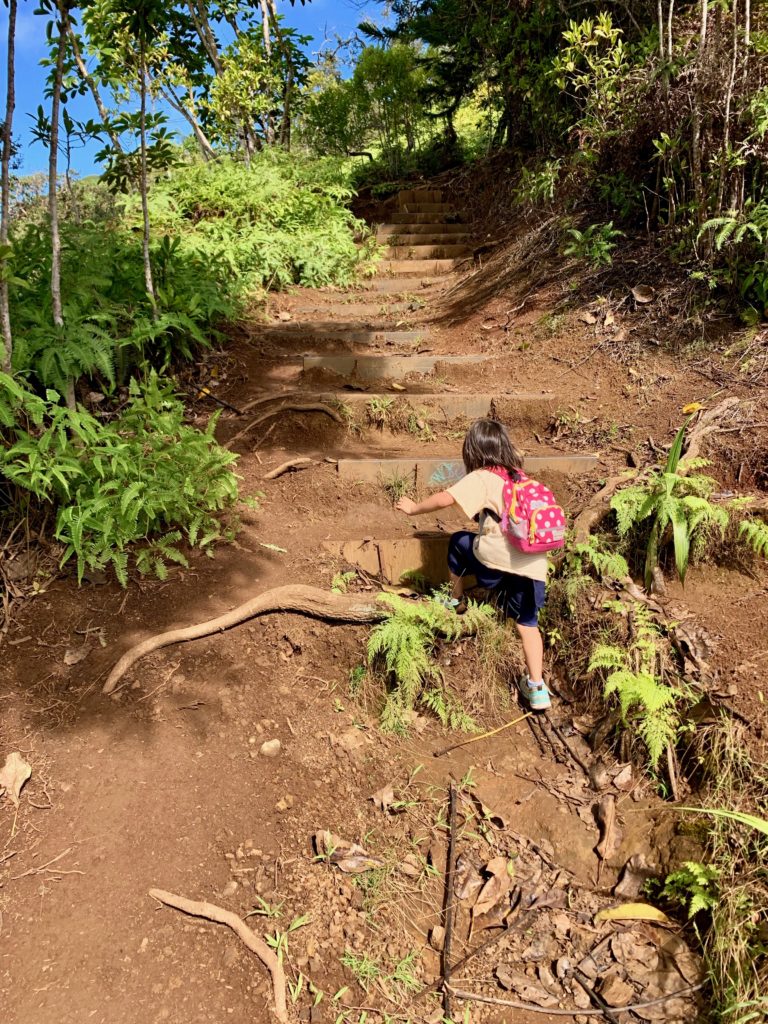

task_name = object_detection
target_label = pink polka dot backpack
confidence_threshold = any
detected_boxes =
[486,467,566,554]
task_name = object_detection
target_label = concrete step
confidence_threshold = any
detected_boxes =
[256,326,430,346]
[397,188,443,204]
[293,301,411,317]
[397,203,454,215]
[383,244,472,260]
[359,277,446,294]
[378,259,462,276]
[323,534,451,585]
[377,223,468,237]
[303,354,493,379]
[389,212,460,225]
[376,233,472,247]
[318,392,557,428]
[337,454,599,486]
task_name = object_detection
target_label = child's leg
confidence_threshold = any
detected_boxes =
[449,570,465,602]
[447,531,480,604]
[515,622,544,682]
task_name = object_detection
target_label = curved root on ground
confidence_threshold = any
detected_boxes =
[149,888,287,1023]
[103,584,386,694]
[225,402,343,450]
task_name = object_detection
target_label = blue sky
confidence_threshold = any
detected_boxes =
[0,0,383,176]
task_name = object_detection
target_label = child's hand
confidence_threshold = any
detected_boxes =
[395,496,418,515]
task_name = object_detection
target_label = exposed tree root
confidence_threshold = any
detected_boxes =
[103,585,386,694]
[572,472,638,543]
[264,457,313,480]
[225,402,343,450]
[148,888,287,1023]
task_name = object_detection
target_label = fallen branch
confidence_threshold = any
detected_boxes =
[446,982,703,1017]
[572,472,638,544]
[433,712,531,758]
[103,585,386,694]
[442,783,458,1021]
[149,888,287,1023]
[225,403,342,450]
[264,457,313,481]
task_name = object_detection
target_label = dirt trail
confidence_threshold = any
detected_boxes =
[0,187,714,1024]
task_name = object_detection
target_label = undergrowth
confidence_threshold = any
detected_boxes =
[367,592,497,733]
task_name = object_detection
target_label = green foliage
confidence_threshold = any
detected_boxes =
[1,373,240,584]
[563,221,623,266]
[611,415,729,588]
[562,534,629,609]
[662,861,720,918]
[516,159,563,208]
[588,605,682,769]
[368,593,495,733]
[738,518,768,559]
[331,570,357,594]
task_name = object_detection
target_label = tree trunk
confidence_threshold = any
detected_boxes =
[716,0,740,217]
[0,0,17,374]
[51,2,72,407]
[139,47,157,317]
[187,0,222,75]
[690,0,708,227]
[66,21,123,154]
[160,83,216,161]
[259,0,275,145]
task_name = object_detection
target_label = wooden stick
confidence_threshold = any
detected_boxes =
[263,457,313,481]
[432,713,531,758]
[549,720,591,776]
[148,888,287,1023]
[442,783,458,1021]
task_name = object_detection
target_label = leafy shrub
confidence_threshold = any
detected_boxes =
[368,592,495,733]
[563,221,624,266]
[1,373,240,584]
[662,861,720,918]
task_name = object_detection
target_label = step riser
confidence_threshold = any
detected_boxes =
[397,189,443,204]
[323,536,453,586]
[293,302,410,316]
[337,456,599,485]
[377,234,471,247]
[397,203,453,214]
[303,355,493,378]
[389,213,458,225]
[258,328,429,346]
[379,259,460,276]
[322,394,559,429]
[377,223,468,237]
[359,278,446,293]
[383,245,472,259]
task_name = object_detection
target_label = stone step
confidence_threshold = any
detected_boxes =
[376,233,472,247]
[337,454,599,486]
[397,204,454,216]
[378,259,461,276]
[319,392,557,428]
[303,354,493,379]
[397,188,443,204]
[323,534,452,585]
[383,244,472,260]
[376,223,468,237]
[389,212,459,225]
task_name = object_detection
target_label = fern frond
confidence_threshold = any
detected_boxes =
[739,518,768,558]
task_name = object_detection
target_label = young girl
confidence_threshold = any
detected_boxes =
[395,418,551,711]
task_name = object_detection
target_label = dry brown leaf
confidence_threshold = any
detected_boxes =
[631,284,655,304]
[454,853,483,902]
[604,309,616,329]
[64,646,90,667]
[390,383,406,392]
[370,784,394,812]
[579,310,598,324]
[595,793,622,860]
[496,967,558,1008]
[595,902,672,924]
[473,856,512,918]
[313,830,386,874]
[0,752,32,808]
[613,764,633,791]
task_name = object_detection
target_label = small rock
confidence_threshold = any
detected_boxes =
[429,926,445,951]
[334,728,366,755]
[260,739,281,758]
[275,795,295,813]
[223,944,239,968]
[221,880,239,898]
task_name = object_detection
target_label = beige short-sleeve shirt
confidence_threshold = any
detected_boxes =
[447,469,549,582]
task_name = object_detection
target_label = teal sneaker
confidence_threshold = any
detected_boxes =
[518,676,551,712]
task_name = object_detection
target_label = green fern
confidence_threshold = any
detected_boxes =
[588,605,682,769]
[368,593,493,733]
[662,861,720,918]
[739,518,768,558]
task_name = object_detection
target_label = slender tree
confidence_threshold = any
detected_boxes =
[66,20,124,153]
[0,0,17,373]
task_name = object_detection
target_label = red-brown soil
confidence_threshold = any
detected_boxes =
[2,186,766,1024]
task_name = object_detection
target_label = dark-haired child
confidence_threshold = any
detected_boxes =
[395,418,552,711]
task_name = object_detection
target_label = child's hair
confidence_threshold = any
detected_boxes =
[462,419,523,475]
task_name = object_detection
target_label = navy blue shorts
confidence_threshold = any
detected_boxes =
[447,530,546,627]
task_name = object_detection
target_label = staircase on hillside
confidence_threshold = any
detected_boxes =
[245,184,597,586]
